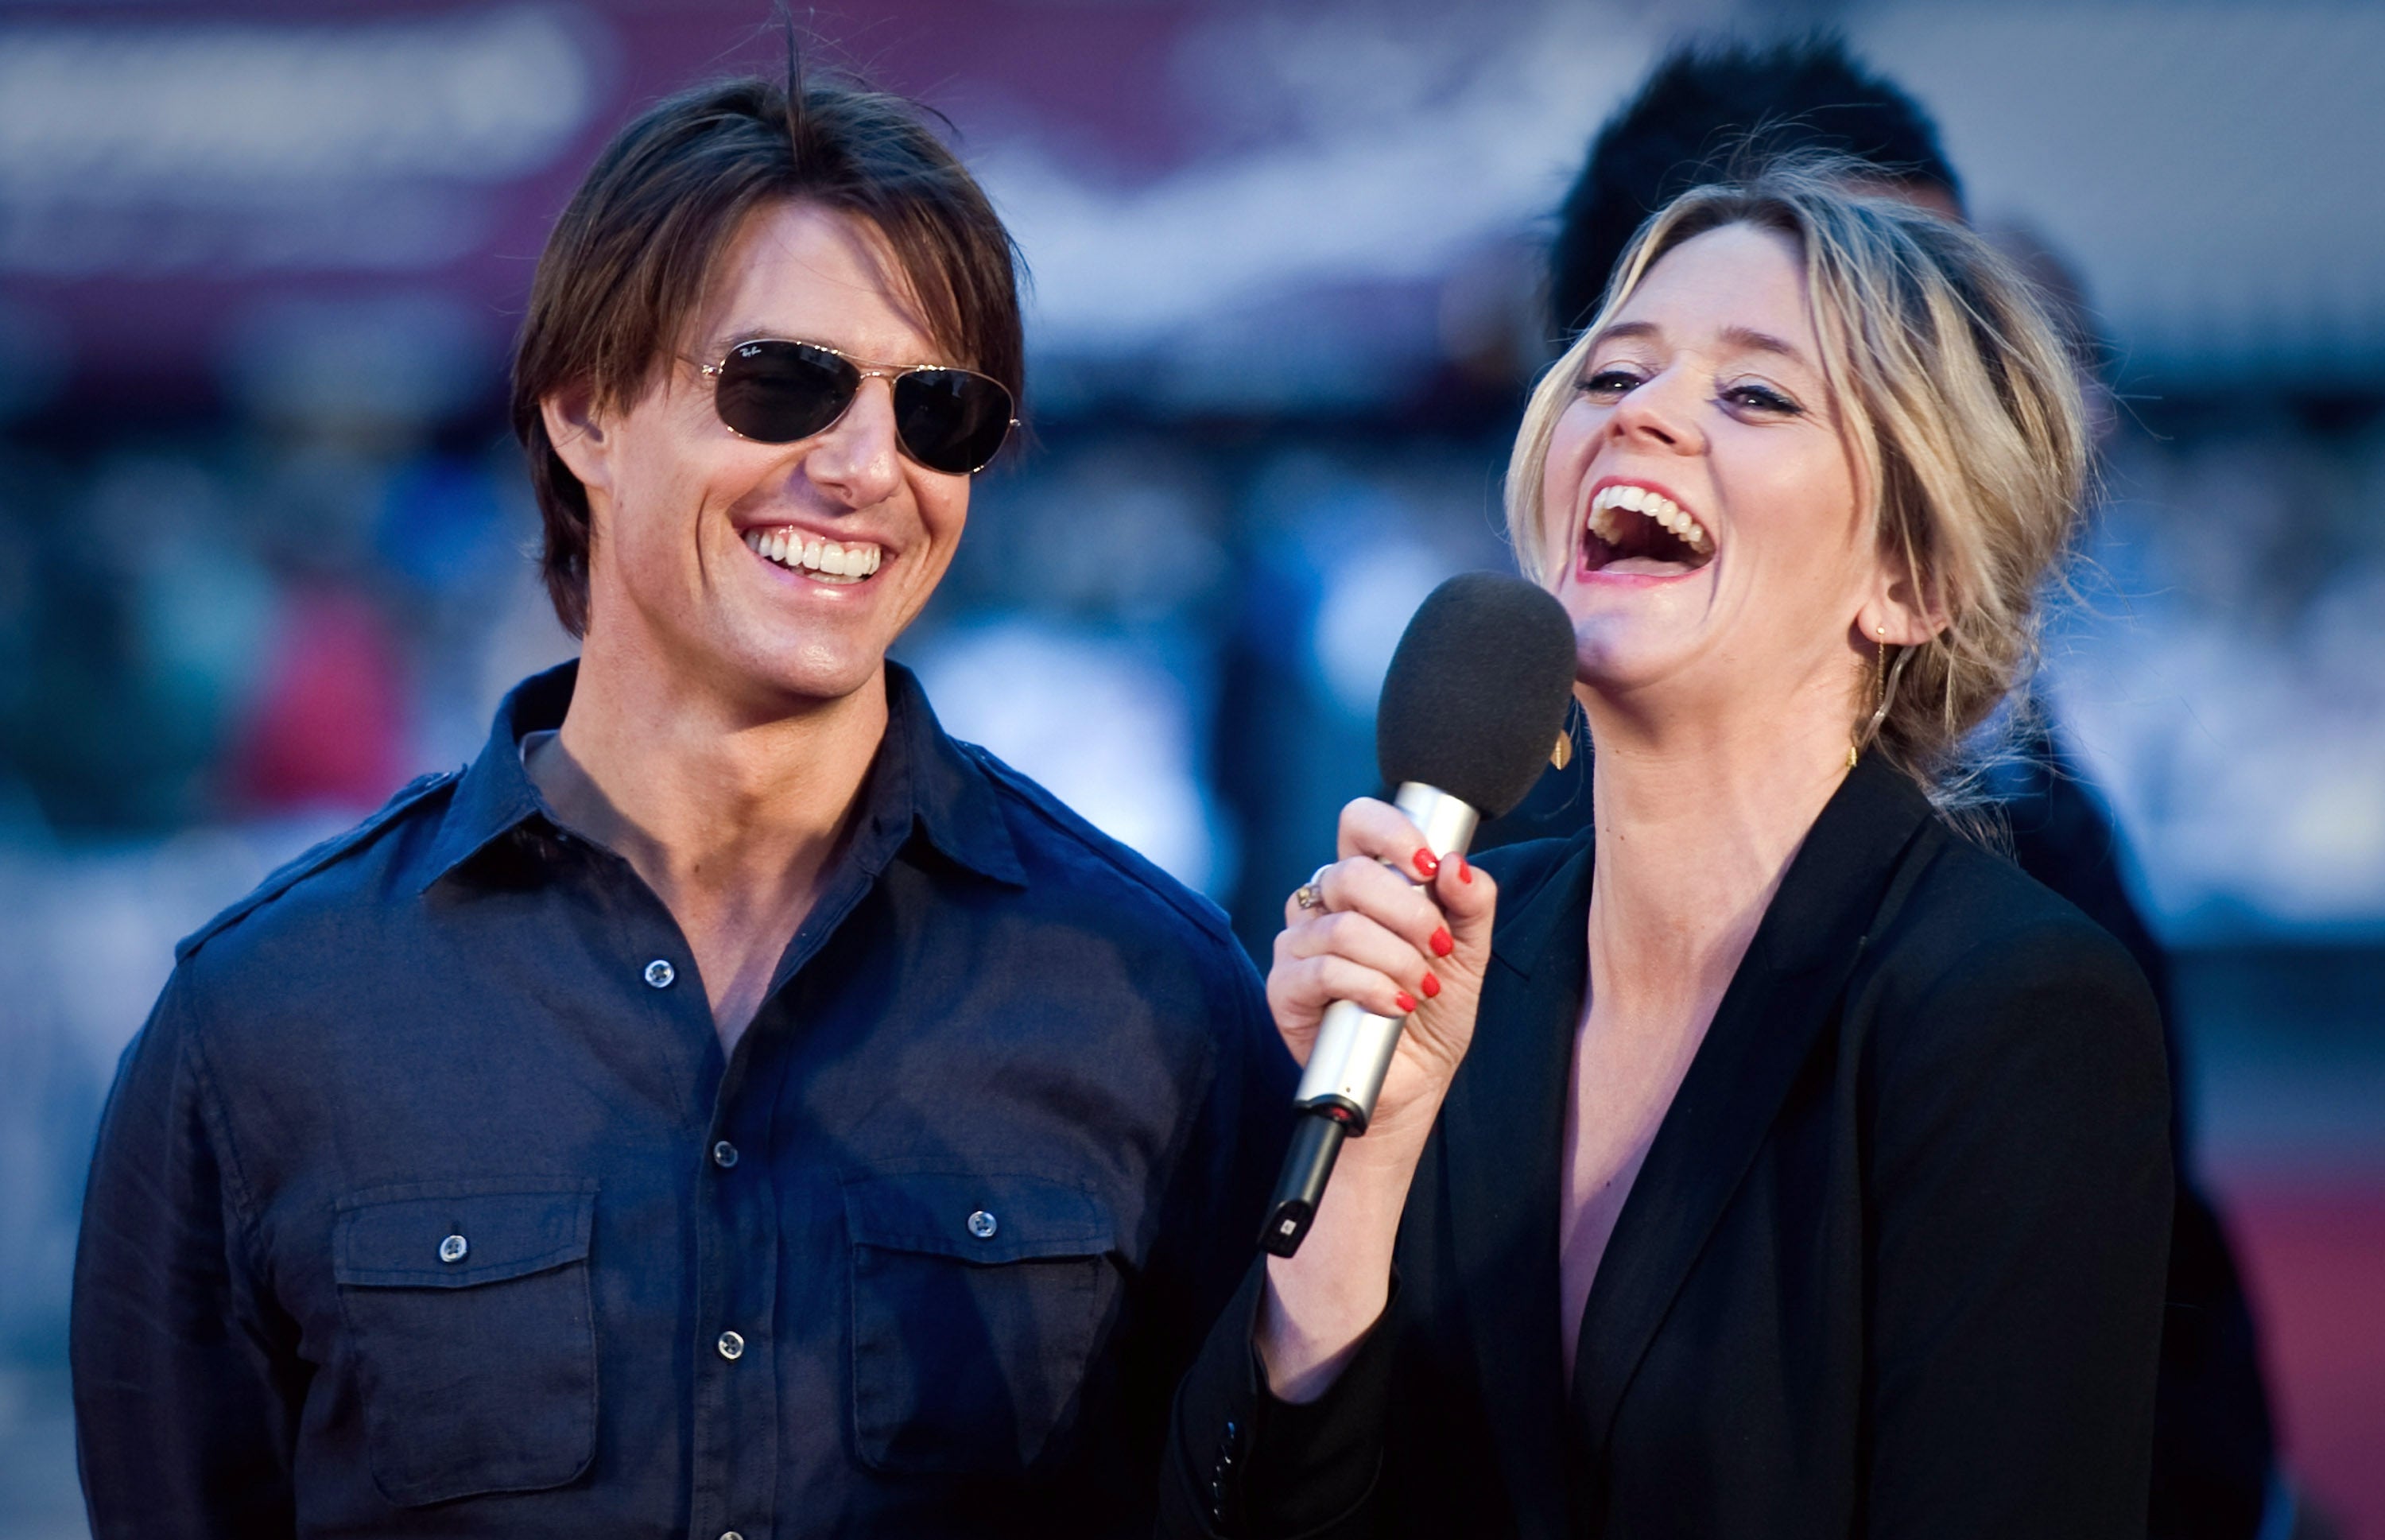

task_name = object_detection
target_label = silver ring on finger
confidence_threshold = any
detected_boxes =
[1292,863,1333,911]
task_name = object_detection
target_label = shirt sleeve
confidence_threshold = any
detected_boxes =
[72,971,301,1538]
[1863,922,2174,1540]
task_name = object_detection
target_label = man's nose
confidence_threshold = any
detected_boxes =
[803,377,903,506]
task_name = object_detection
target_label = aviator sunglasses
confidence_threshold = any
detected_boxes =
[699,339,1018,475]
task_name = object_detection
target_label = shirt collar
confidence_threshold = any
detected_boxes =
[868,659,1028,888]
[422,658,1025,893]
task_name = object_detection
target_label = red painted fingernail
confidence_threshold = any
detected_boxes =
[1413,848,1439,878]
[1396,991,1417,1014]
[1430,927,1454,957]
[1458,854,1472,884]
[1421,972,1441,999]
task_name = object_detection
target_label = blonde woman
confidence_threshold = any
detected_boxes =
[1164,167,2171,1539]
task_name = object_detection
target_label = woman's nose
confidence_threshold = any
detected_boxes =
[1610,368,1702,453]
[802,377,903,507]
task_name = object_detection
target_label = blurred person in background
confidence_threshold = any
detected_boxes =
[71,61,1290,1538]
[1166,164,2169,1539]
[1477,37,2289,1540]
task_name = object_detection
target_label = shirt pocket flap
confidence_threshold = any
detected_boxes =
[334,1178,598,1290]
[840,1166,1111,1264]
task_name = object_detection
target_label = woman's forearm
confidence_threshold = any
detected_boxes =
[1255,1105,1440,1402]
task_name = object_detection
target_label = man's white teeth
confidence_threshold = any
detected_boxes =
[1587,483,1713,555]
[743,529,883,581]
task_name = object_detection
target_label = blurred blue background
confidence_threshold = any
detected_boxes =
[2,2,2381,1534]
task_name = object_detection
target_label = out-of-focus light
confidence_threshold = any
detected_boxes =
[983,6,1659,356]
[0,6,600,276]
[912,621,1233,898]
[1312,541,1447,719]
[0,7,594,193]
[223,291,489,427]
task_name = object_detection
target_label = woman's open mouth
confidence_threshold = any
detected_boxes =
[1580,482,1714,578]
[743,526,884,585]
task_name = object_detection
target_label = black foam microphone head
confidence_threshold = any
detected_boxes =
[1376,572,1579,818]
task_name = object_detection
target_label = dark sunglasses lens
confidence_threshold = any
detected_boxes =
[712,341,857,443]
[891,370,1014,473]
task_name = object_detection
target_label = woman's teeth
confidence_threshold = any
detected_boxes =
[1587,483,1713,556]
[743,528,883,583]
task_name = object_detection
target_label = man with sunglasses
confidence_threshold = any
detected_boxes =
[72,71,1293,1538]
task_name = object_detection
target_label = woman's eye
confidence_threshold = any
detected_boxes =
[1725,382,1801,415]
[1580,369,1642,399]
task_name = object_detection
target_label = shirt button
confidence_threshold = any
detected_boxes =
[643,959,676,989]
[712,1140,739,1169]
[967,1209,998,1239]
[721,1532,744,1540]
[438,1234,468,1263]
[716,1330,745,1361]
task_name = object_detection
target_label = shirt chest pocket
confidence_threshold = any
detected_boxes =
[842,1166,1120,1478]
[332,1178,599,1508]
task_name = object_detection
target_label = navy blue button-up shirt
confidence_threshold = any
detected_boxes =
[72,661,1293,1538]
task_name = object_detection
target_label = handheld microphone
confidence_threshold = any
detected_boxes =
[1260,572,1576,1257]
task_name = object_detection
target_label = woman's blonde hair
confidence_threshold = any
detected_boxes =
[1507,161,2090,797]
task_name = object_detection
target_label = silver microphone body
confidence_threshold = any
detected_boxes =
[1289,781,1479,1130]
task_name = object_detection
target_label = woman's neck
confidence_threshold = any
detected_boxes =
[1582,688,1853,1011]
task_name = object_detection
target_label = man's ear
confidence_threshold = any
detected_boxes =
[541,382,613,502]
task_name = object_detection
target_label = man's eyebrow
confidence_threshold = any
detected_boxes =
[710,326,776,356]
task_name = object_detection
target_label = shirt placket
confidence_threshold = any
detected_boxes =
[651,946,779,1540]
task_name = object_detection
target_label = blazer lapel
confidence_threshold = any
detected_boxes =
[1565,758,1936,1487]
[1435,831,1596,1536]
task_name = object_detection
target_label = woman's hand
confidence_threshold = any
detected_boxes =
[1269,796,1499,1144]
[1257,795,1499,1402]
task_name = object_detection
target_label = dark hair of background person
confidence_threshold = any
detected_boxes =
[1546,35,1963,340]
[510,61,1026,638]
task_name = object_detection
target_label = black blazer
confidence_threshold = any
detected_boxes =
[1165,757,2174,1539]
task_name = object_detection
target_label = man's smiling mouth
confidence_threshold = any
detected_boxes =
[743,527,884,585]
[1581,482,1715,576]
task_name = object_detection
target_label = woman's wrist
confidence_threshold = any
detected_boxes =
[1257,1261,1390,1403]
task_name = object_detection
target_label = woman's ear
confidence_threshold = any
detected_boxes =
[1860,565,1951,649]
[541,383,613,501]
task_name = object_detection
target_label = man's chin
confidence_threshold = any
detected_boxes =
[581,585,900,717]
[737,648,887,713]
[684,595,879,696]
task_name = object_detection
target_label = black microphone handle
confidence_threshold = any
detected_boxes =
[1259,1106,1352,1255]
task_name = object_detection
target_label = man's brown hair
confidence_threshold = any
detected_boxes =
[510,67,1025,637]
